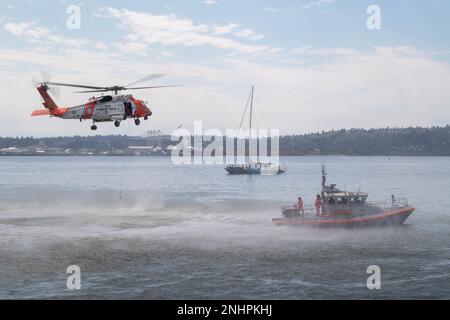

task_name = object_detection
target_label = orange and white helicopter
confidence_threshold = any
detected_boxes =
[31,74,178,130]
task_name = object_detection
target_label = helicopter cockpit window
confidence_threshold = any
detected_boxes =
[100,96,113,103]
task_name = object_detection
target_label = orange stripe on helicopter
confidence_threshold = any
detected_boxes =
[31,108,69,117]
[82,101,95,119]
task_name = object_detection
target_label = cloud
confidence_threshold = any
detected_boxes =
[299,0,334,10]
[99,8,270,55]
[95,42,108,50]
[202,0,217,4]
[113,41,150,56]
[3,21,90,48]
[212,23,240,35]
[4,22,48,39]
[263,8,282,12]
[234,28,265,41]
[293,46,359,56]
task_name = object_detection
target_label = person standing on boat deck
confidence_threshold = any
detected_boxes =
[315,194,322,216]
[296,197,305,216]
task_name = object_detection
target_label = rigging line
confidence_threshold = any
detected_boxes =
[249,86,254,131]
[237,87,253,136]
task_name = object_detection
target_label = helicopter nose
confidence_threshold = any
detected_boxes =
[145,105,152,116]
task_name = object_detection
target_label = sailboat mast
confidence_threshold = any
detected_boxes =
[249,86,254,130]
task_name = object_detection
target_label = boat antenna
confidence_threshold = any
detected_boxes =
[321,165,327,188]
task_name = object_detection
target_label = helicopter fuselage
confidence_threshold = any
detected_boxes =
[61,94,151,122]
[32,84,152,130]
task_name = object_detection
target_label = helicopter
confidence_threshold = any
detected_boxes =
[31,74,179,130]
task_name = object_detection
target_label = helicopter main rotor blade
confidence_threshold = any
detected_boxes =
[74,85,181,93]
[123,85,183,90]
[74,89,111,93]
[125,73,166,87]
[46,82,106,90]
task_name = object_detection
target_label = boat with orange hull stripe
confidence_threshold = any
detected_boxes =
[273,207,415,228]
[273,166,415,228]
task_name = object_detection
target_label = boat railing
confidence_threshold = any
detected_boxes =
[366,201,384,208]
[383,197,409,210]
[282,205,317,217]
[303,205,316,217]
[365,197,409,210]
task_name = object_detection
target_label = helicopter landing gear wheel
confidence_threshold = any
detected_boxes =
[91,125,97,131]
[134,118,141,126]
[114,120,121,128]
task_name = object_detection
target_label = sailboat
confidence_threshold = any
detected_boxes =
[224,86,286,175]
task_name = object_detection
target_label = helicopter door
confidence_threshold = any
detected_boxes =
[124,102,133,117]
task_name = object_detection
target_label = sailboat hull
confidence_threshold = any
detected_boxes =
[225,166,261,175]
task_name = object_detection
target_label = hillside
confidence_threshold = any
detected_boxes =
[280,126,450,156]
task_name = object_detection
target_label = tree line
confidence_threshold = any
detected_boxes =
[1,126,450,156]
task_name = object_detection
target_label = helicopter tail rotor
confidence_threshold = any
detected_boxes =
[31,71,60,98]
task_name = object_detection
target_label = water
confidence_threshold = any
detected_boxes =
[0,156,449,299]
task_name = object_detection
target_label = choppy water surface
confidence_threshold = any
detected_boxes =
[0,156,449,299]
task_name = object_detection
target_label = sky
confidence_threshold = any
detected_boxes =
[0,0,450,137]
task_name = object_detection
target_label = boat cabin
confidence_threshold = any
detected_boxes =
[320,166,369,216]
[322,192,368,206]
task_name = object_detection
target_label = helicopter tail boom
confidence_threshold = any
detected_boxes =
[32,83,68,117]
[37,83,59,110]
[31,107,68,117]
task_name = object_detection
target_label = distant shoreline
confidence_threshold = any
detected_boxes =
[1,154,449,158]
[2,126,450,157]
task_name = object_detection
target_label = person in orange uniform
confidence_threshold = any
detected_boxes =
[315,194,322,216]
[296,196,305,216]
